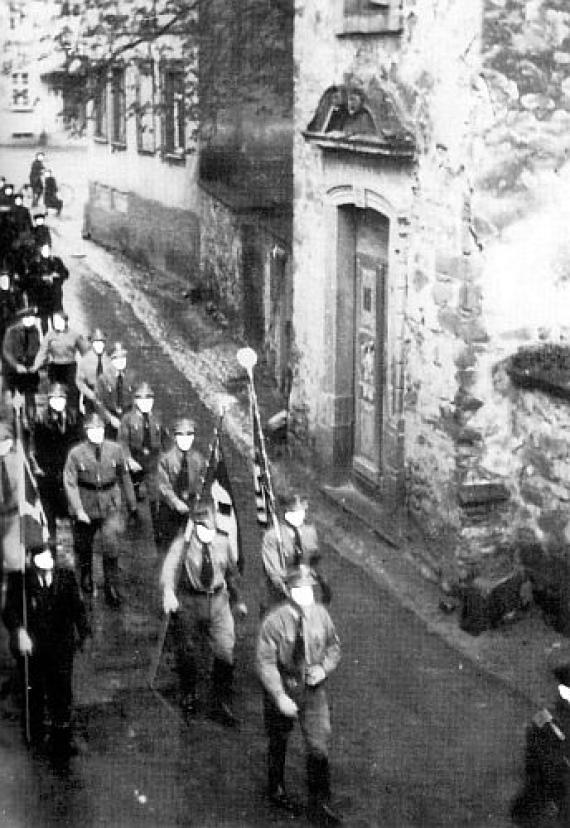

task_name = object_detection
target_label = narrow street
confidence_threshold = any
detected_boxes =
[0,146,532,827]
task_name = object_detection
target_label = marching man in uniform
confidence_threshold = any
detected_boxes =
[261,492,331,614]
[63,412,137,607]
[256,565,342,825]
[160,499,246,727]
[157,417,205,548]
[95,342,137,438]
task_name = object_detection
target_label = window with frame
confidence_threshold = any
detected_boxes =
[110,67,126,147]
[93,71,108,140]
[341,0,402,35]
[136,61,155,153]
[11,72,30,108]
[161,64,185,158]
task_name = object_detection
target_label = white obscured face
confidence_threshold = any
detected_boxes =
[0,274,9,291]
[87,427,105,445]
[92,339,105,355]
[49,395,66,413]
[175,434,194,452]
[196,523,215,544]
[52,313,66,332]
[33,549,54,571]
[22,315,35,328]
[112,355,127,372]
[284,508,305,529]
[135,397,154,415]
[290,585,314,607]
[40,244,50,258]
[559,684,570,704]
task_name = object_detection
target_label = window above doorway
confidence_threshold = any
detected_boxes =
[340,0,403,35]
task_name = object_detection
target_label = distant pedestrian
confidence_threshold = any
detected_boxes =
[31,213,51,250]
[43,169,63,216]
[157,417,205,548]
[64,412,137,606]
[29,152,45,207]
[2,544,90,753]
[256,565,342,824]
[160,499,246,726]
[261,492,331,614]
[511,664,570,826]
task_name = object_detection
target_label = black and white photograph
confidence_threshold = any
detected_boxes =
[1,1,570,826]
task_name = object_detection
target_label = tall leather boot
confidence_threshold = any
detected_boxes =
[209,658,239,728]
[267,736,303,815]
[103,557,122,608]
[307,754,342,826]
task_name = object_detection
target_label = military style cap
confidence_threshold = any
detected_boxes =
[111,342,127,359]
[134,381,154,398]
[553,664,570,688]
[33,213,46,221]
[281,492,308,513]
[174,417,195,435]
[48,382,67,398]
[15,305,38,319]
[286,564,317,589]
[84,412,105,430]
[193,500,215,530]
[91,327,106,342]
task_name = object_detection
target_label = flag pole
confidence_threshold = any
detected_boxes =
[237,348,285,570]
[13,394,31,745]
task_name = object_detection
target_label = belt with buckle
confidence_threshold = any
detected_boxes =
[79,480,116,491]
[187,584,223,596]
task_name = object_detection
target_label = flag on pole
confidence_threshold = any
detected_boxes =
[20,448,50,551]
[252,410,272,528]
[202,426,244,573]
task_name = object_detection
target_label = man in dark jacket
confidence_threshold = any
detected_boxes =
[95,342,137,438]
[43,169,63,216]
[119,382,168,544]
[26,244,69,334]
[64,412,137,606]
[2,304,41,423]
[3,544,90,752]
[511,664,570,826]
[157,417,204,548]
[31,383,83,541]
[29,152,45,207]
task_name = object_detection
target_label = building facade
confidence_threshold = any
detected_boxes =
[0,0,75,145]
[291,0,570,591]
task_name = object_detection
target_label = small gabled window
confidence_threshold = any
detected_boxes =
[341,0,402,35]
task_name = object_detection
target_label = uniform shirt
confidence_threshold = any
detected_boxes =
[31,327,88,371]
[76,350,112,402]
[158,445,205,511]
[161,525,240,599]
[256,601,341,702]
[95,366,137,421]
[63,438,136,520]
[119,408,167,470]
[33,408,82,476]
[262,521,319,605]
[0,450,18,515]
[2,320,41,370]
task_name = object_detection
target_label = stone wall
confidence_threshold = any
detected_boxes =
[460,0,570,588]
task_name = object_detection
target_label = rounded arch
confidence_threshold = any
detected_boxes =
[325,184,398,224]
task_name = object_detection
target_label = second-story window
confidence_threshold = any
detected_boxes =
[162,63,185,158]
[110,67,126,147]
[93,71,108,140]
[136,61,155,154]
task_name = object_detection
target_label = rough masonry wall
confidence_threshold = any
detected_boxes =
[462,0,570,581]
[293,0,483,566]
